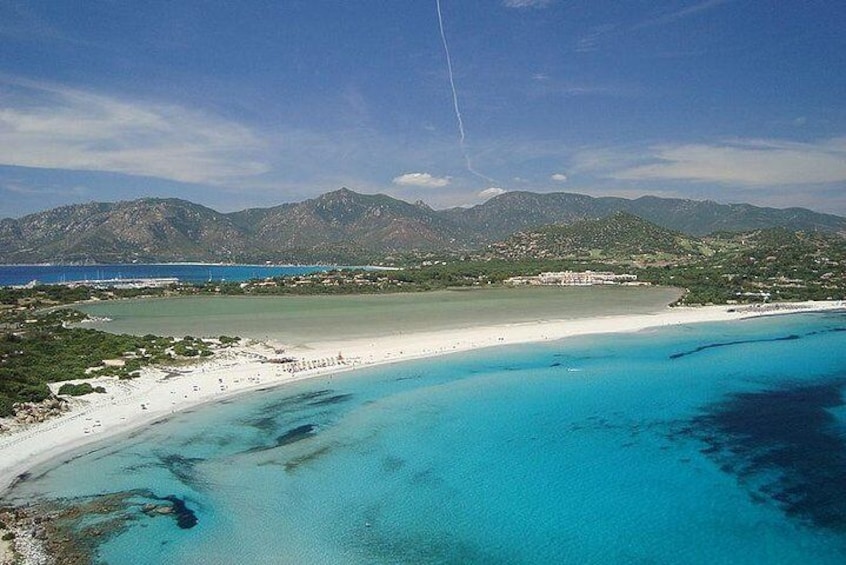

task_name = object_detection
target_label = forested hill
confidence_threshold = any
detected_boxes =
[1,188,844,264]
[485,212,708,262]
[484,212,846,269]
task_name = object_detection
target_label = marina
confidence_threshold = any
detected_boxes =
[0,264,331,287]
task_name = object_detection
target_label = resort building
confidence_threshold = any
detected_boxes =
[505,271,639,286]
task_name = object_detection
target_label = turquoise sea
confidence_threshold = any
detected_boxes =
[6,311,846,563]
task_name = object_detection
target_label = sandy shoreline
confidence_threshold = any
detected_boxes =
[0,300,843,498]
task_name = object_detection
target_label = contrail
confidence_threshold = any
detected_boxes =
[435,0,497,184]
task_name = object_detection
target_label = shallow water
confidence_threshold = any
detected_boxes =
[6,310,846,563]
[77,286,681,343]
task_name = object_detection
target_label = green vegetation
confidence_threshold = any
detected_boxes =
[479,217,846,306]
[201,259,630,297]
[637,228,846,304]
[487,212,709,264]
[0,284,171,309]
[172,336,214,357]
[57,382,106,396]
[0,296,238,417]
[0,326,207,416]
[177,224,845,307]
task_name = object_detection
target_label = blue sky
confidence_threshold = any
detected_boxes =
[1,0,844,218]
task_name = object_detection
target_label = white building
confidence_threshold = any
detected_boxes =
[505,271,638,286]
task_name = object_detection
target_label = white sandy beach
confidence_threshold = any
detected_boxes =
[0,300,842,498]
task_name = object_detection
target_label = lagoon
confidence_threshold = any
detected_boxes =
[77,286,683,343]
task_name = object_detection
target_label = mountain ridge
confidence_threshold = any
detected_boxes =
[1,188,844,263]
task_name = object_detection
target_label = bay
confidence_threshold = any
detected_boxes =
[6,309,846,563]
[0,263,332,287]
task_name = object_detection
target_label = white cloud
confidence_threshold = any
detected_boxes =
[610,138,846,186]
[0,79,269,185]
[574,24,618,53]
[1,179,88,198]
[478,187,507,199]
[392,172,450,188]
[636,0,732,29]
[503,0,552,8]
[550,173,568,182]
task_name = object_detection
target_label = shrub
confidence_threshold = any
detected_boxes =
[57,383,105,396]
[0,396,12,418]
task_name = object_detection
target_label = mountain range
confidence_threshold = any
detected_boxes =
[1,188,845,264]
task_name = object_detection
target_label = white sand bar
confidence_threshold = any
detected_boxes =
[1,300,842,495]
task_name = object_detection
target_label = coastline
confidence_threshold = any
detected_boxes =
[1,300,843,498]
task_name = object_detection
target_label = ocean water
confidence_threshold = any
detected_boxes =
[6,311,846,563]
[0,263,331,286]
